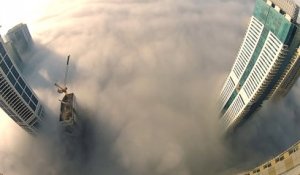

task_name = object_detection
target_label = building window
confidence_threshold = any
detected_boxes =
[32,95,38,105]
[22,93,30,103]
[263,162,271,169]
[0,61,9,74]
[11,67,19,79]
[253,169,260,173]
[29,101,36,111]
[288,146,299,155]
[275,155,284,163]
[4,55,12,69]
[24,86,32,98]
[271,3,275,8]
[279,9,286,15]
[7,72,16,85]
[0,43,6,56]
[279,156,284,161]
[14,83,23,95]
[18,78,25,88]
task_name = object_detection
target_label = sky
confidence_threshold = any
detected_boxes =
[0,0,300,175]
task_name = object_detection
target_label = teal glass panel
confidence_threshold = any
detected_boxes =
[221,89,238,116]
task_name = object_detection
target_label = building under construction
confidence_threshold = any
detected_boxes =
[55,55,81,136]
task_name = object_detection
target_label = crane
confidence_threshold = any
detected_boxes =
[55,55,70,94]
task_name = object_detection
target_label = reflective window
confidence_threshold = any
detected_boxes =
[11,67,19,79]
[0,43,6,57]
[29,101,36,111]
[18,78,25,88]
[0,61,9,74]
[14,83,23,95]
[25,86,32,98]
[4,55,12,69]
[22,93,30,103]
[32,95,38,105]
[7,72,16,85]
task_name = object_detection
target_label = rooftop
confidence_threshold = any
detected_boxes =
[6,23,27,34]
[268,0,299,21]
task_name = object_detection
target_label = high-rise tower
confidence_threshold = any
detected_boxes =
[6,23,33,57]
[0,35,44,135]
[219,0,300,133]
[5,23,33,71]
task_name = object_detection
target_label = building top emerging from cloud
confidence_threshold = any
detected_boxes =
[0,33,44,135]
[219,0,300,133]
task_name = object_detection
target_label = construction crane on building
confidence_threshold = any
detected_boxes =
[54,54,80,136]
[55,55,70,94]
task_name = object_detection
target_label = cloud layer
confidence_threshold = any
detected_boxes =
[0,0,300,175]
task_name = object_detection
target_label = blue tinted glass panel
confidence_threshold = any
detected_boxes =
[29,101,36,111]
[32,95,38,105]
[15,83,23,95]
[11,67,19,79]
[25,86,32,98]
[7,72,16,85]
[0,61,9,74]
[0,43,6,57]
[22,93,30,103]
[4,55,12,68]
[18,78,25,88]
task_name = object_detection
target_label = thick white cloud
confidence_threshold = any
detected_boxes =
[0,0,300,175]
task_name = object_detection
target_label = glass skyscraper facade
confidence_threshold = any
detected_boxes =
[219,0,300,133]
[0,36,44,135]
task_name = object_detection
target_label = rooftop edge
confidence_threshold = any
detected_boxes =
[267,0,299,21]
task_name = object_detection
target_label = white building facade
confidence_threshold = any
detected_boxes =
[0,36,44,135]
[219,0,300,133]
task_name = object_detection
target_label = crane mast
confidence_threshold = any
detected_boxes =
[55,55,70,94]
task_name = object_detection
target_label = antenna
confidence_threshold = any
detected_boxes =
[55,55,70,94]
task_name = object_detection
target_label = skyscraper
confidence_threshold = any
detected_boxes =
[5,23,33,71]
[0,35,44,135]
[6,23,33,57]
[219,0,300,133]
